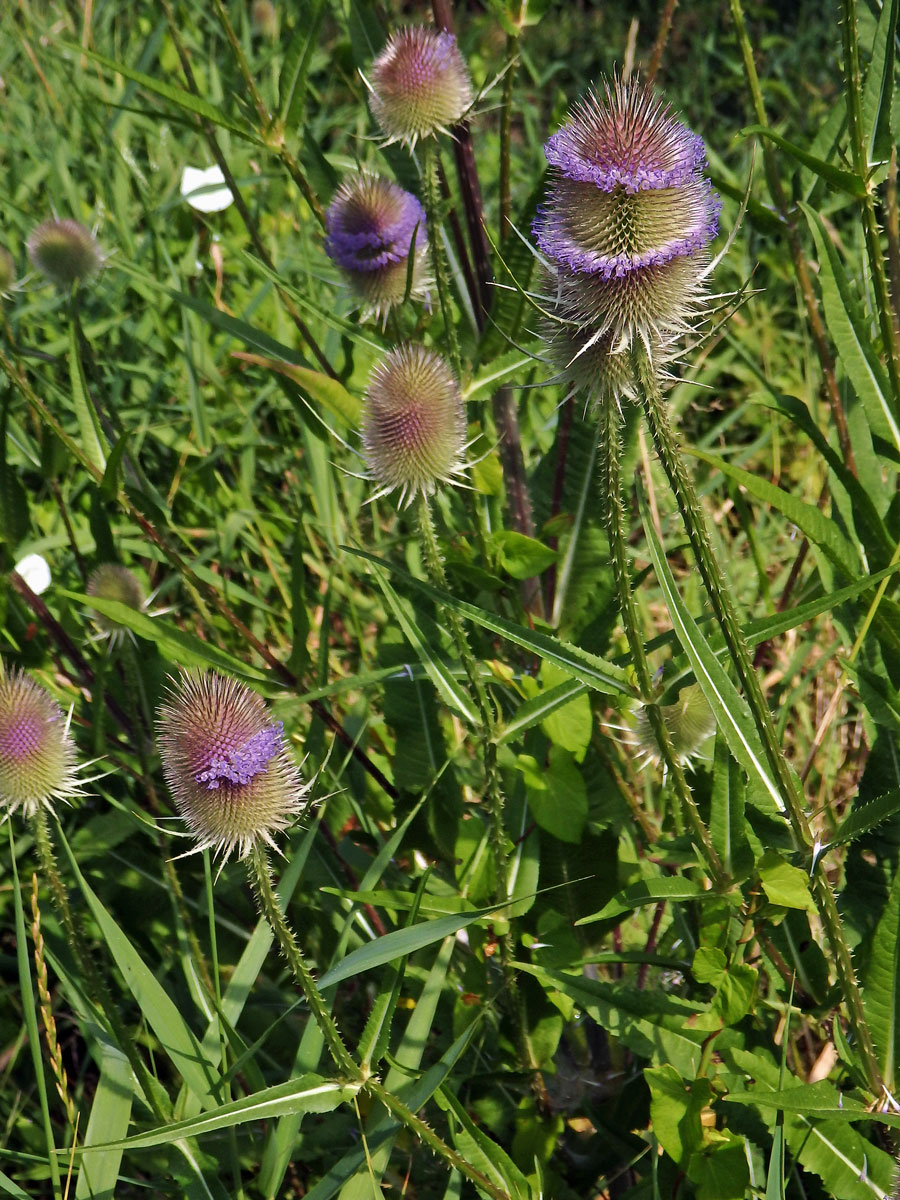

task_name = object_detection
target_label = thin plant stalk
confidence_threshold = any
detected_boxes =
[597,398,724,881]
[634,350,883,1096]
[247,844,514,1199]
[422,140,462,377]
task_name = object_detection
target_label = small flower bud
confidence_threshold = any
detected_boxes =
[157,670,307,861]
[325,173,430,320]
[27,219,104,289]
[0,247,17,297]
[368,27,474,145]
[251,0,278,38]
[361,344,466,505]
[87,564,146,634]
[0,664,80,819]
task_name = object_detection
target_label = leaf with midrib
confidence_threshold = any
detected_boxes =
[863,858,900,1091]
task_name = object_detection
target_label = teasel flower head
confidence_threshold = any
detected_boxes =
[0,663,83,820]
[325,173,430,320]
[367,26,474,146]
[535,79,719,387]
[361,343,466,506]
[157,670,308,861]
[87,564,147,638]
[0,247,17,297]
[26,219,105,289]
[615,684,715,774]
[251,0,278,39]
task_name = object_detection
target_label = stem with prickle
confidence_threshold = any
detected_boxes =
[422,141,462,377]
[31,809,169,1121]
[635,351,882,1096]
[598,398,724,881]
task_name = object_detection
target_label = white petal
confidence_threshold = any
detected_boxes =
[13,553,51,595]
[180,165,234,214]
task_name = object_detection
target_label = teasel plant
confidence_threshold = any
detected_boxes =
[536,75,884,1097]
[155,667,517,1200]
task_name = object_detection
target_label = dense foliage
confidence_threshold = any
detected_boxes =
[3,2,900,1198]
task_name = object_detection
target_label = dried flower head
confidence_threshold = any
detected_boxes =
[368,27,474,145]
[27,219,104,289]
[157,670,307,861]
[618,684,715,773]
[361,344,466,505]
[325,173,430,320]
[0,247,17,297]
[535,79,719,392]
[0,664,81,819]
[87,564,146,635]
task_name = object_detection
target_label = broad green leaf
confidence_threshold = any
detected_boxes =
[75,1043,133,1200]
[495,530,557,579]
[758,853,815,911]
[687,447,860,576]
[56,827,222,1110]
[346,547,636,698]
[863,857,900,1089]
[740,125,866,196]
[74,1075,356,1152]
[646,1064,711,1161]
[517,746,587,842]
[801,202,900,455]
[69,321,107,472]
[640,499,788,816]
[60,591,267,681]
[576,877,706,926]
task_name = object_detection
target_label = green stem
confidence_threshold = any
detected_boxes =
[635,353,883,1097]
[31,810,169,1121]
[422,141,461,377]
[248,845,360,1079]
[598,400,724,880]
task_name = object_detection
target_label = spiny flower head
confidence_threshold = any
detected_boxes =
[623,684,715,772]
[368,26,474,146]
[0,664,81,819]
[0,247,16,297]
[361,344,466,506]
[535,78,719,389]
[157,670,307,861]
[325,173,430,320]
[87,564,146,634]
[27,219,104,289]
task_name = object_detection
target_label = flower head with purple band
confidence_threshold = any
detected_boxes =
[325,173,430,320]
[535,77,719,398]
[367,26,474,146]
[157,670,307,861]
[361,344,466,506]
[0,663,83,819]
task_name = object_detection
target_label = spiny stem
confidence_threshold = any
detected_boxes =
[598,398,724,880]
[31,810,169,1121]
[635,354,883,1097]
[422,140,462,377]
[248,845,360,1079]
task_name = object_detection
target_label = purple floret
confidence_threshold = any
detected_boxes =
[196,720,284,790]
[544,127,708,193]
[325,190,426,274]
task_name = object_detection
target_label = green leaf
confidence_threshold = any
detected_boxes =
[517,746,587,843]
[640,497,789,816]
[494,530,557,579]
[646,1064,711,1161]
[831,788,900,846]
[59,42,264,146]
[56,826,222,1109]
[345,547,636,699]
[800,202,900,455]
[74,1075,356,1153]
[435,1086,535,1200]
[576,877,706,926]
[69,320,108,473]
[75,1043,133,1200]
[538,663,592,759]
[863,857,900,1090]
[60,591,268,681]
[687,447,860,576]
[498,677,588,746]
[740,125,866,196]
[279,2,326,126]
[861,0,899,164]
[758,853,815,911]
[709,734,753,878]
[0,1173,30,1199]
